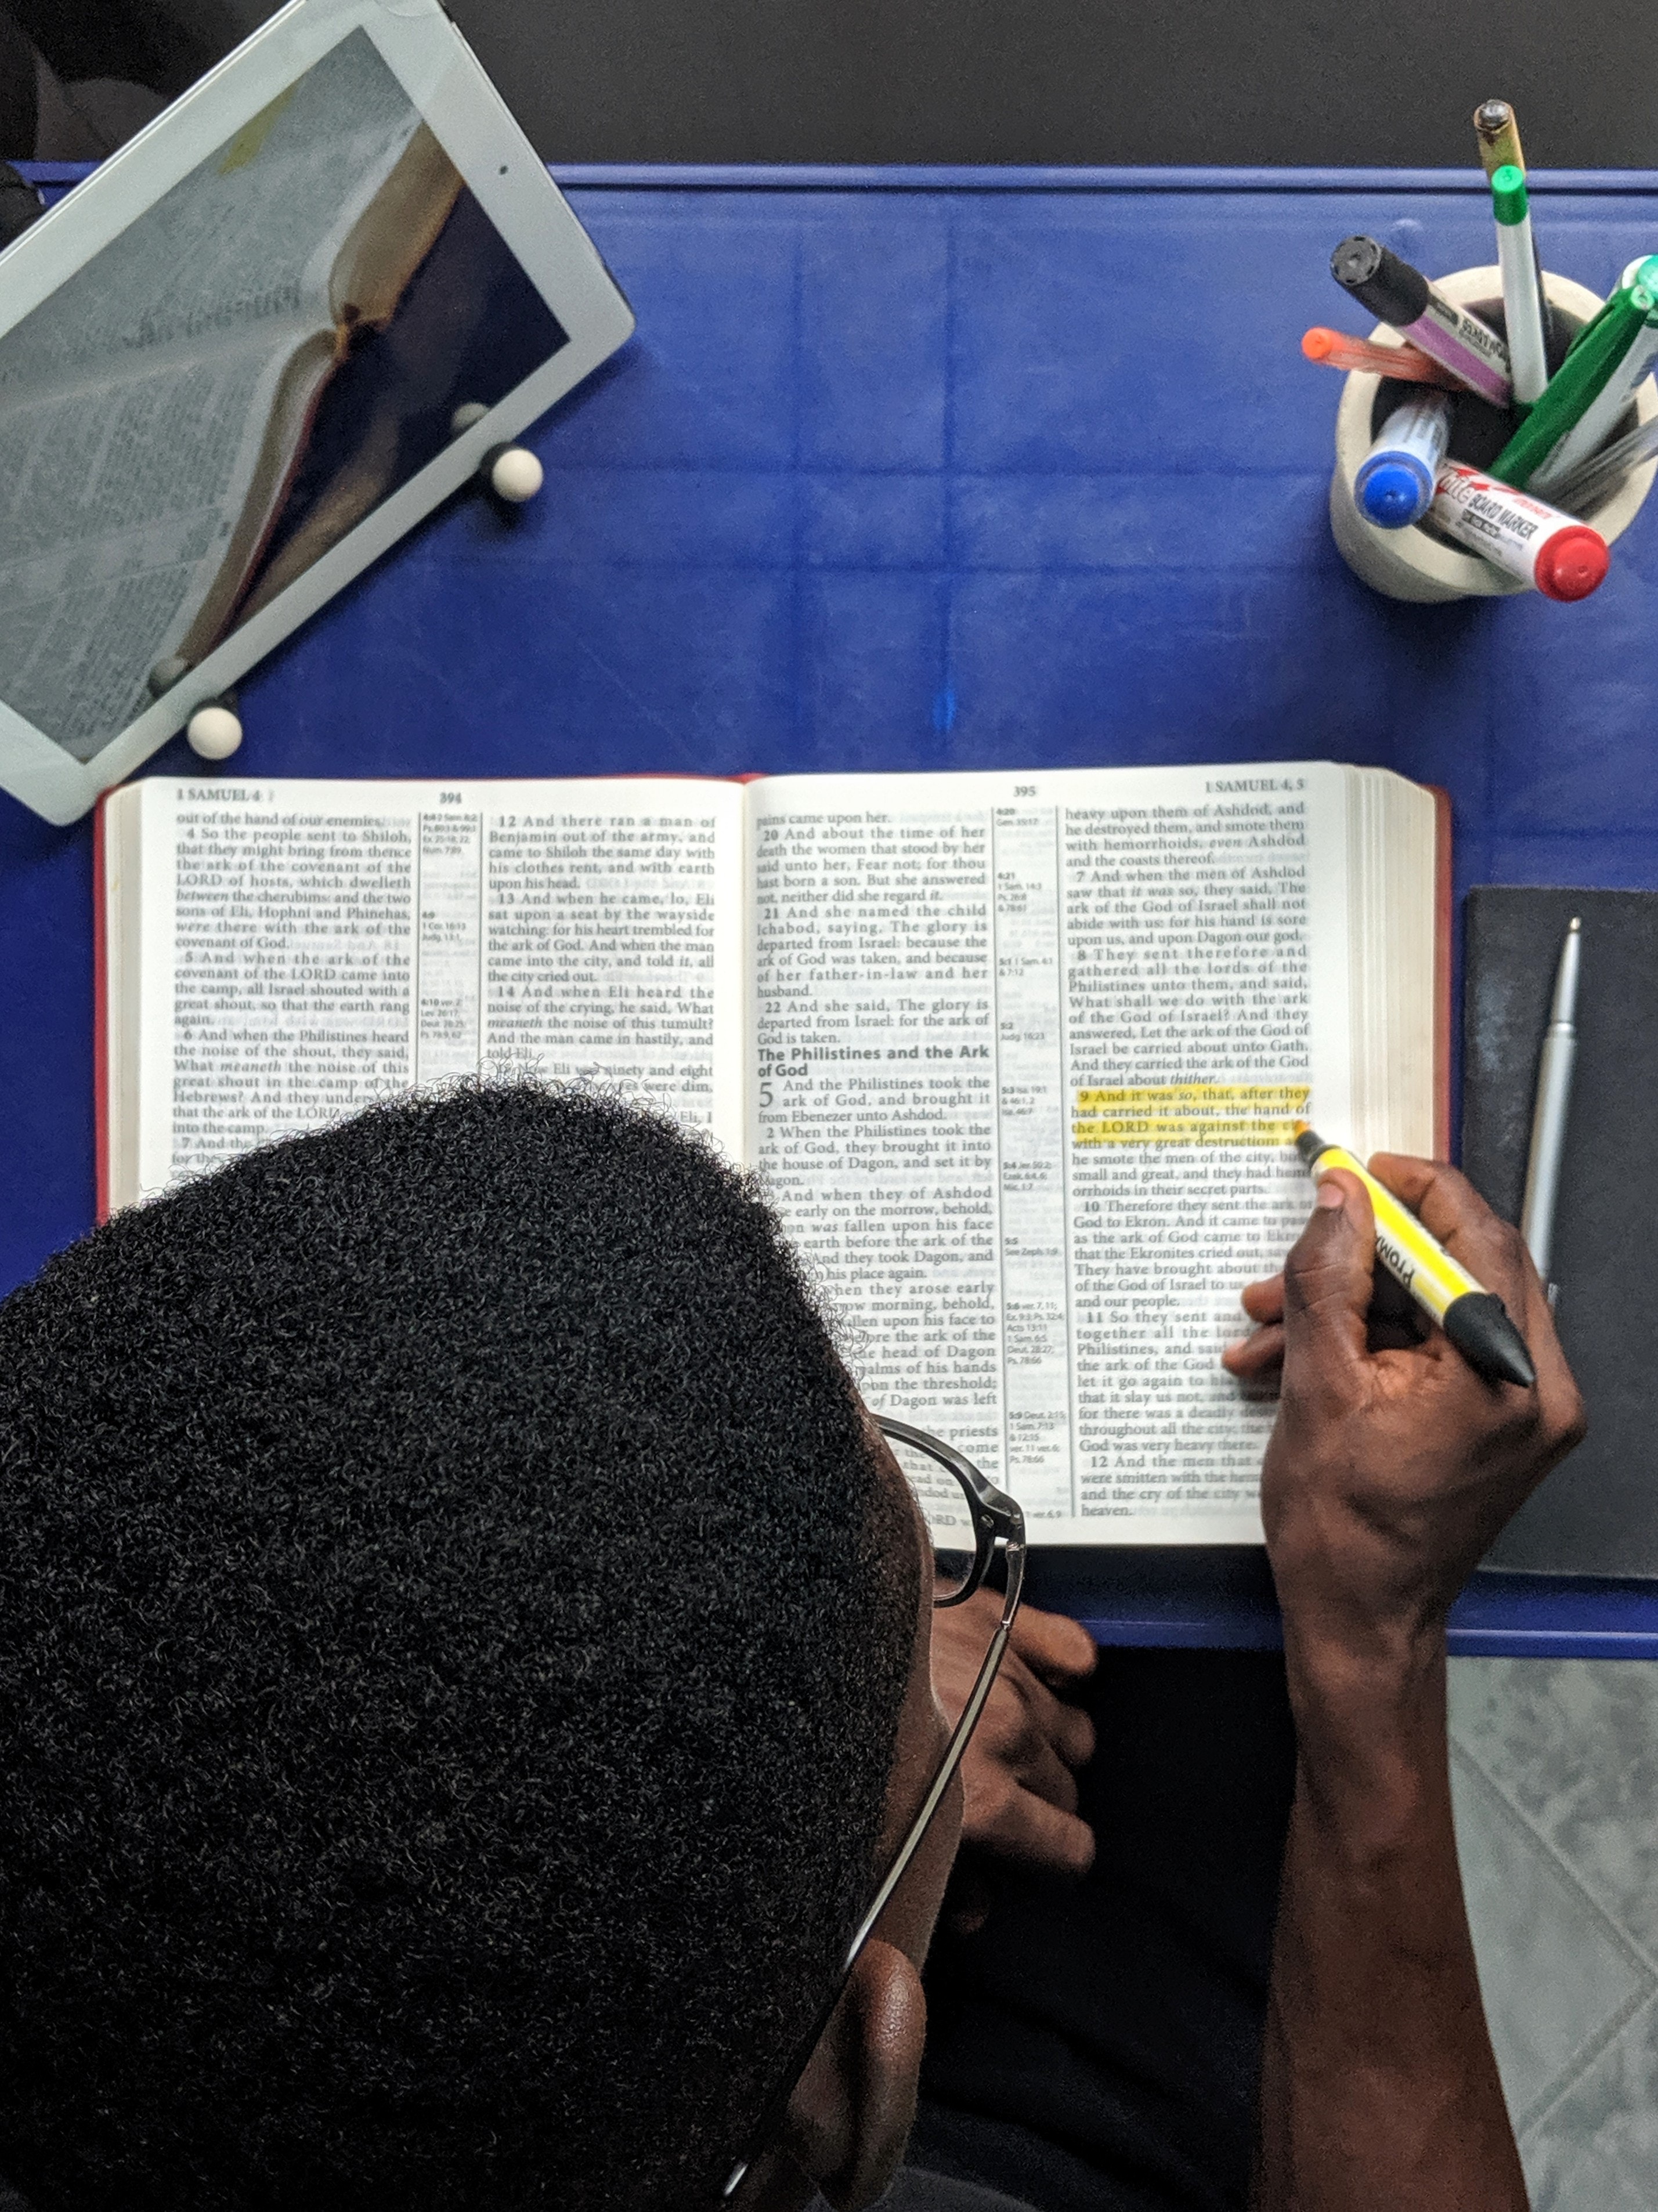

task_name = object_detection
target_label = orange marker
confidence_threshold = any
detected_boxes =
[1302,328,1461,386]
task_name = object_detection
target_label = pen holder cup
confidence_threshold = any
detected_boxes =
[1329,266,1658,603]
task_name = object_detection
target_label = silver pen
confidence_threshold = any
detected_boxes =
[1547,414,1658,516]
[1520,915,1581,1296]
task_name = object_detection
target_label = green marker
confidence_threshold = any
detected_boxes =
[1533,259,1658,496]
[1492,166,1549,407]
[1562,255,1658,361]
[1493,273,1658,490]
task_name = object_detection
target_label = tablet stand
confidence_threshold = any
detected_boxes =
[449,402,544,505]
[186,692,242,761]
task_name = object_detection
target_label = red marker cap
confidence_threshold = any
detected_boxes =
[1535,525,1609,602]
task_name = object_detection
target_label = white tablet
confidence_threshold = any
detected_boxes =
[0,0,635,823]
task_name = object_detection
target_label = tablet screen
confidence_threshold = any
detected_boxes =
[0,28,567,764]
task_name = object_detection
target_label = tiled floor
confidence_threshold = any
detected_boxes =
[1450,1658,1658,2210]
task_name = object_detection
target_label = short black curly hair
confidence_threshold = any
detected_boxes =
[0,1086,919,2212]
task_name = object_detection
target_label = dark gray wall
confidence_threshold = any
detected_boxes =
[9,1,1656,165]
[447,0,1658,166]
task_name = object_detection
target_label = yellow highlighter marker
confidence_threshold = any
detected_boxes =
[1294,1127,1536,1389]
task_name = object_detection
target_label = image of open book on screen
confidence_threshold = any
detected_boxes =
[0,0,634,825]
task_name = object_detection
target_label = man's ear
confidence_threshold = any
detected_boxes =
[782,1938,927,2211]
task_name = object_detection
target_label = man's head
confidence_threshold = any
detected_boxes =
[0,1086,939,2212]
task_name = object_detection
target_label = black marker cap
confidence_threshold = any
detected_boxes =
[1443,1291,1537,1390]
[1294,1126,1328,1168]
[1330,235,1432,329]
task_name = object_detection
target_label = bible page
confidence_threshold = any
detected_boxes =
[751,764,1360,1544]
[111,775,746,1207]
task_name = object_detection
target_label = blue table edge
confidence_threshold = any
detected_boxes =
[14,156,1658,1660]
[1061,1600,1658,1662]
[1074,1624,1658,1659]
[19,160,1658,195]
[1025,1548,1658,1659]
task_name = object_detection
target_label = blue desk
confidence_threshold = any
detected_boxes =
[6,164,1658,1656]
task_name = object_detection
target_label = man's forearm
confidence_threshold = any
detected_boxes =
[1252,1622,1527,2212]
[1230,1158,1581,2207]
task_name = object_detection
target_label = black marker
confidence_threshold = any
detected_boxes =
[1331,235,1512,407]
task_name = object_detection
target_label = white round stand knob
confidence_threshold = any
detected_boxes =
[147,653,191,698]
[187,703,243,760]
[489,446,543,504]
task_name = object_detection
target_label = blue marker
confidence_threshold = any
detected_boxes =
[1354,392,1455,529]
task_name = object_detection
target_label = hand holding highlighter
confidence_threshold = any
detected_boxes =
[1294,1127,1535,1388]
[1222,1149,1585,1646]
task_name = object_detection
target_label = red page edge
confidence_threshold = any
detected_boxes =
[92,792,110,1224]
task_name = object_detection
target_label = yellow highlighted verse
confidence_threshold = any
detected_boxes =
[1073,1083,1310,1147]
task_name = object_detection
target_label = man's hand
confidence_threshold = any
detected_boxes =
[1229,1154,1585,2211]
[1222,1153,1585,1657]
[931,1589,1097,1878]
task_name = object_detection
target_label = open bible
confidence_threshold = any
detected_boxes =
[99,762,1447,1543]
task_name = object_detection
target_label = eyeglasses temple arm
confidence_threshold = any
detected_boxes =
[723,1443,1025,2206]
[724,1574,1025,2197]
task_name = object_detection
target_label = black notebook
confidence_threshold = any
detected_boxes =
[1462,886,1658,1578]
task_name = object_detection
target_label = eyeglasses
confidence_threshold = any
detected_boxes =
[721,1418,1026,2200]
